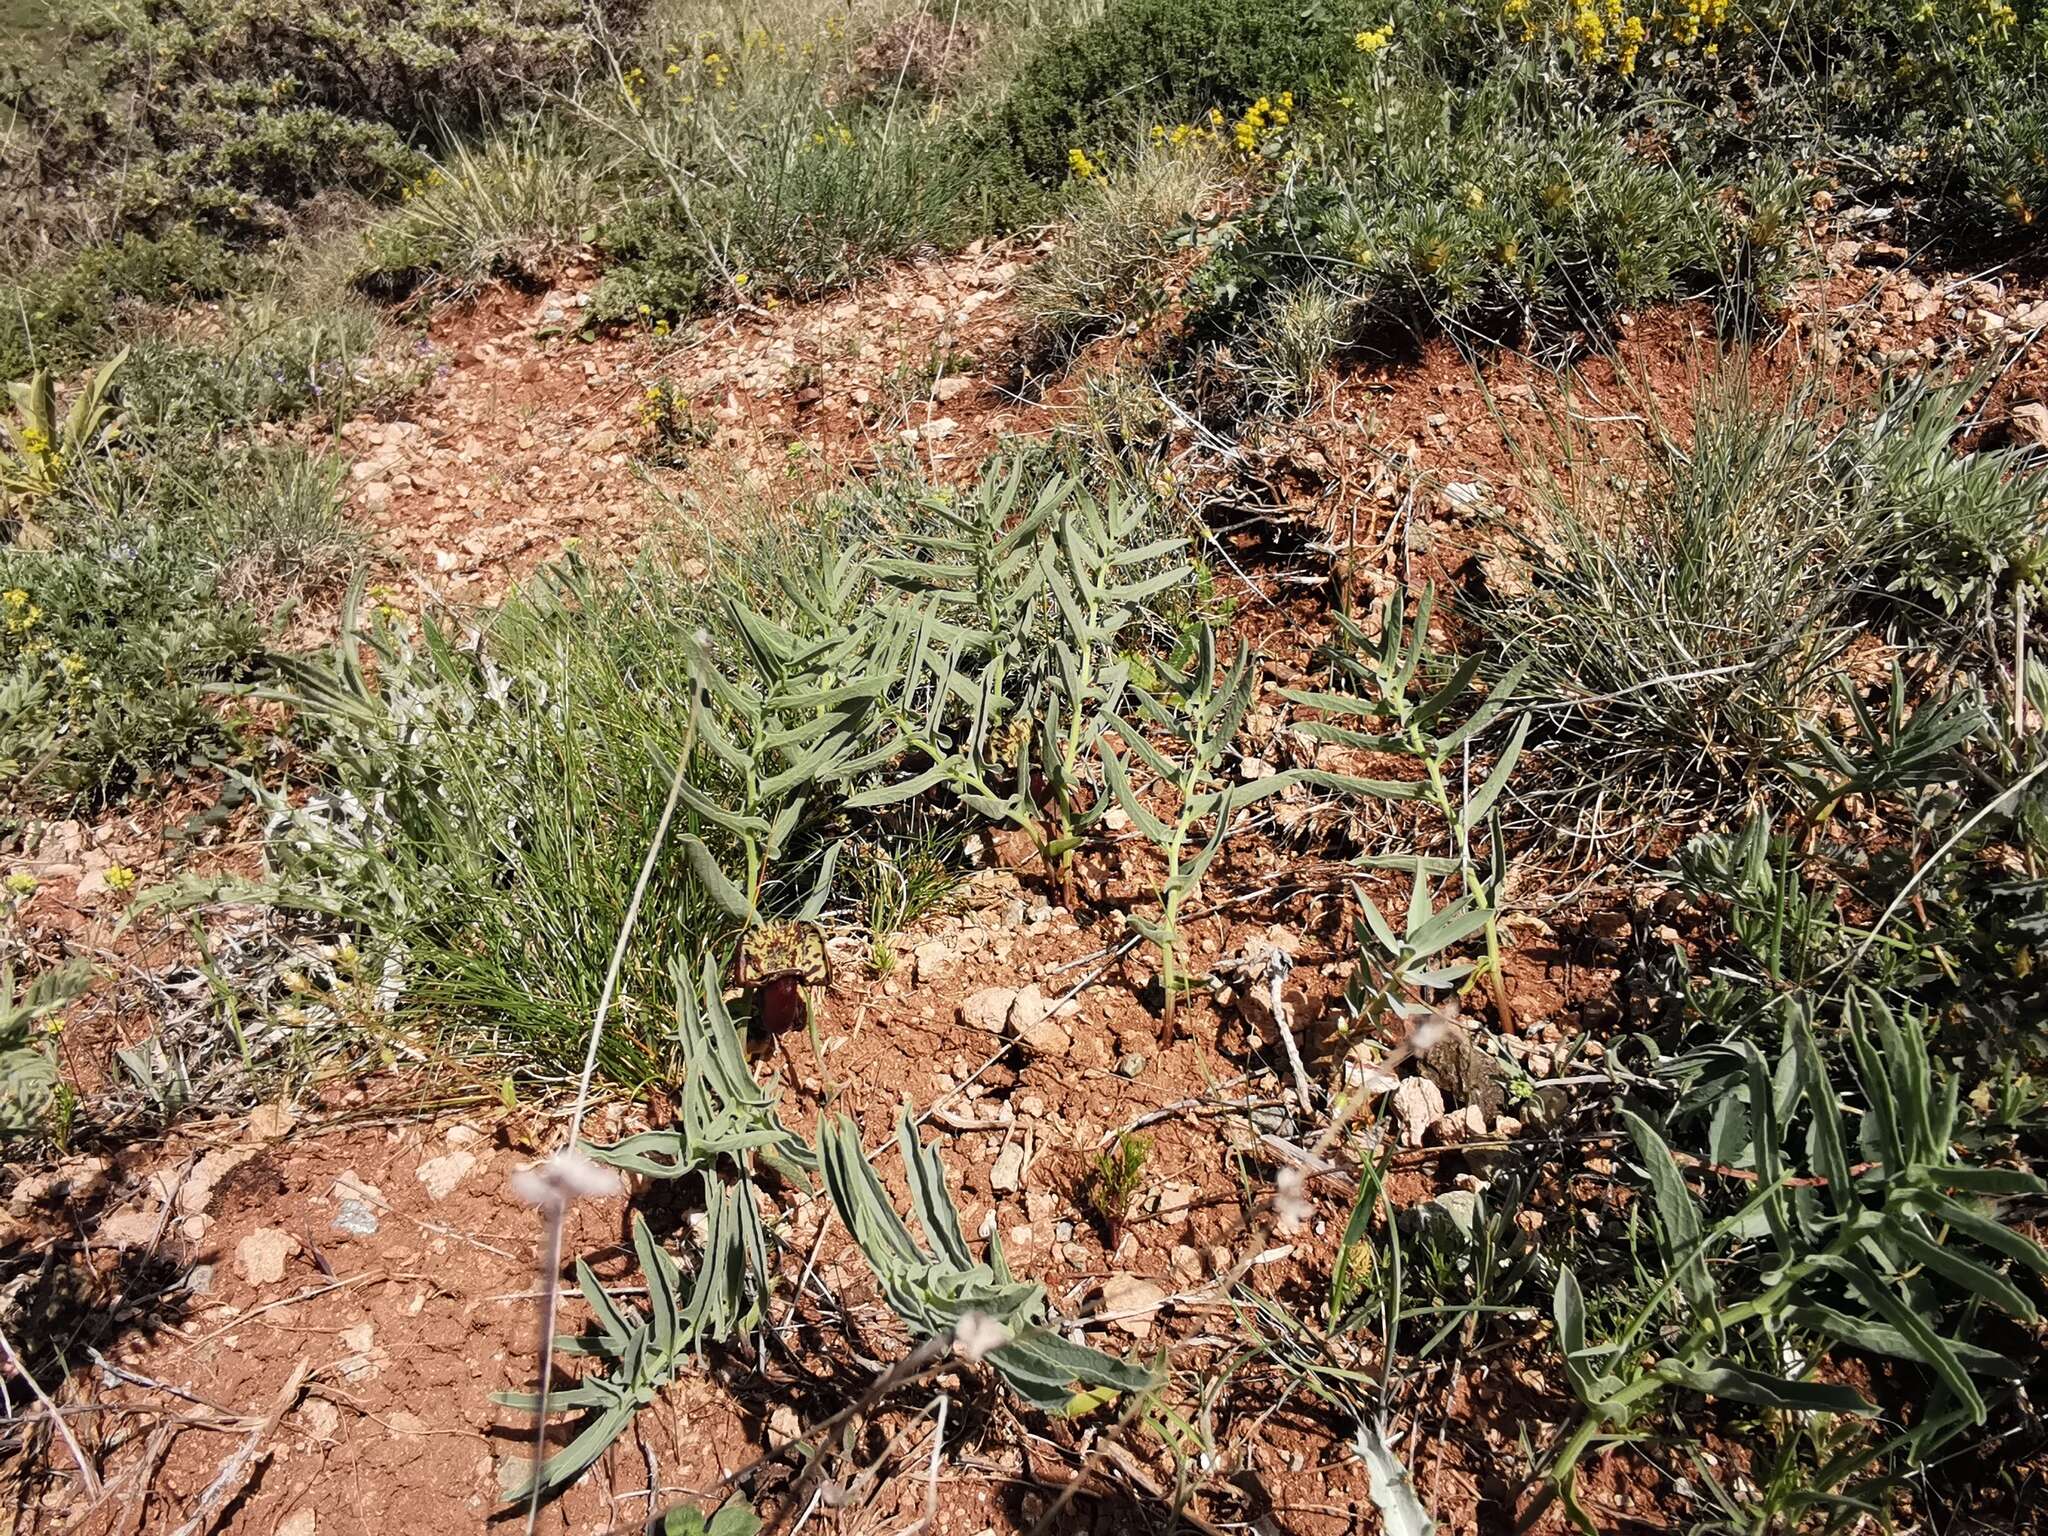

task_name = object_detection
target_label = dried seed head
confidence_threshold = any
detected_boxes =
[951,1311,1011,1364]
[509,1148,620,1211]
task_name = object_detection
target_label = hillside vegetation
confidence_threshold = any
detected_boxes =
[3,0,2048,1532]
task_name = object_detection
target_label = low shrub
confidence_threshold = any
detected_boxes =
[2,438,357,810]
[593,102,1013,327]
[995,0,1361,182]
[1471,372,2048,834]
[1017,138,1232,354]
[5,0,648,241]
[356,117,613,301]
[118,300,388,436]
[0,226,243,381]
[1191,77,1806,361]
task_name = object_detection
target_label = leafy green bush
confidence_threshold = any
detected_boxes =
[7,0,647,239]
[995,0,1360,182]
[2,438,356,809]
[1841,380,2048,615]
[0,226,242,381]
[1192,77,1804,359]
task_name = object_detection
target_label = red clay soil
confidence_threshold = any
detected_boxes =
[343,240,1052,609]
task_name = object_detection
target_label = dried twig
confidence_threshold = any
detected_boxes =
[165,1358,308,1536]
[0,1323,100,1500]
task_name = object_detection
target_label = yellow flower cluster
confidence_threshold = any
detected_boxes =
[1232,91,1292,154]
[1563,0,1726,71]
[810,122,856,150]
[1355,20,1395,52]
[3,587,40,639]
[1668,0,1728,47]
[398,167,447,202]
[1067,146,1099,179]
[1150,120,1218,148]
[1968,0,2018,41]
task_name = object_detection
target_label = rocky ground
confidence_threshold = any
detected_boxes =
[8,230,2048,1535]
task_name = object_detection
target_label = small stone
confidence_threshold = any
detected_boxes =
[768,1404,803,1447]
[247,1100,296,1141]
[358,482,392,515]
[1008,985,1072,1055]
[186,1264,216,1295]
[416,1150,476,1201]
[299,1398,340,1440]
[335,1321,387,1382]
[1169,1244,1204,1285]
[1099,1274,1167,1341]
[932,376,972,402]
[277,1511,318,1536]
[330,1170,384,1206]
[960,987,1017,1034]
[990,1143,1026,1194]
[912,937,955,984]
[1006,984,1048,1035]
[1390,1077,1445,1148]
[333,1200,380,1236]
[235,1228,296,1286]
[1427,1104,1488,1145]
[1413,1019,1511,1118]
[2013,400,2048,450]
[1115,1053,1146,1079]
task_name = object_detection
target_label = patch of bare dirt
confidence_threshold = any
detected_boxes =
[345,244,1048,606]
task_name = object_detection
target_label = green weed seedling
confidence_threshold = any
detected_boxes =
[1088,1131,1152,1239]
[1101,622,1292,1034]
[1285,585,1526,1027]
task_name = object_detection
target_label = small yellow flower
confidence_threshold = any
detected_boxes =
[1354,21,1395,52]
[733,272,751,287]
[1067,146,1098,179]
[4,872,37,897]
[104,864,137,892]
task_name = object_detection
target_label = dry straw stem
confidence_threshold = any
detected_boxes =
[517,717,694,1536]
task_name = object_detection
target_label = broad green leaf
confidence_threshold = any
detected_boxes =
[1655,1358,1872,1415]
[678,835,753,921]
[1620,1109,1714,1313]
